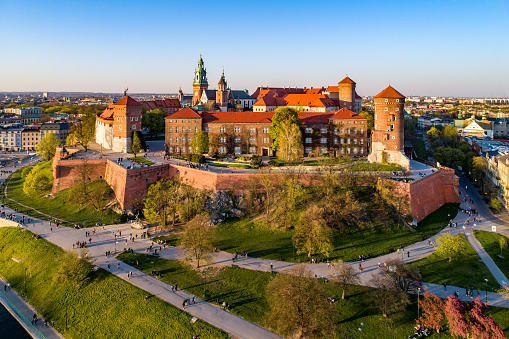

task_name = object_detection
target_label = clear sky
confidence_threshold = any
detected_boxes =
[0,0,508,97]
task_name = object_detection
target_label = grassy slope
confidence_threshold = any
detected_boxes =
[215,203,459,263]
[410,234,500,292]
[3,162,123,226]
[344,162,403,172]
[474,230,509,277]
[117,252,509,338]
[0,227,227,339]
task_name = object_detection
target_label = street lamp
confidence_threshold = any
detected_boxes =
[65,299,68,330]
[24,268,27,294]
[358,322,364,339]
[417,287,421,320]
[485,279,488,303]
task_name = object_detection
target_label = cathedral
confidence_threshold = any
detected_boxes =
[188,55,255,112]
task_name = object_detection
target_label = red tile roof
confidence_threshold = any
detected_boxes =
[113,96,142,106]
[143,98,181,111]
[252,96,287,107]
[298,112,333,124]
[304,88,324,94]
[202,111,274,124]
[339,76,356,84]
[284,94,336,107]
[97,106,114,120]
[166,107,202,119]
[374,86,405,99]
[329,108,366,120]
[252,87,305,99]
[327,86,339,92]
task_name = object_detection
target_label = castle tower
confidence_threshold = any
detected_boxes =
[216,69,228,112]
[337,76,356,111]
[368,85,409,169]
[112,95,143,153]
[192,55,208,106]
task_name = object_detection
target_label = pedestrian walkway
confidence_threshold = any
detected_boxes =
[0,278,61,339]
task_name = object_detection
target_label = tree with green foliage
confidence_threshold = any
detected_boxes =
[359,110,374,135]
[144,178,182,227]
[435,233,466,261]
[23,164,53,196]
[499,236,507,256]
[142,108,165,138]
[54,251,91,285]
[265,265,336,338]
[71,111,96,151]
[276,120,304,162]
[490,198,501,211]
[36,132,61,161]
[294,204,333,258]
[270,107,301,152]
[472,156,488,191]
[131,132,142,158]
[191,131,209,154]
[178,213,215,268]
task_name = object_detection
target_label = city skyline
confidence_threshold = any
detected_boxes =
[0,0,508,97]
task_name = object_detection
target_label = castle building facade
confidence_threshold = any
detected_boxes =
[368,85,410,168]
[95,94,143,153]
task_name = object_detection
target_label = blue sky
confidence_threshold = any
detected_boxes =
[0,0,508,97]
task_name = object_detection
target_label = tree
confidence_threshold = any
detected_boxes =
[332,260,360,299]
[378,258,421,293]
[178,214,215,268]
[472,156,488,192]
[270,107,301,151]
[71,112,95,151]
[144,179,181,227]
[23,164,53,196]
[293,204,333,258]
[191,131,209,154]
[419,292,445,333]
[131,131,142,158]
[435,232,466,261]
[36,132,61,161]
[142,108,165,138]
[500,236,508,256]
[375,179,410,225]
[265,265,336,338]
[359,111,374,135]
[277,120,304,162]
[369,273,410,317]
[54,251,91,285]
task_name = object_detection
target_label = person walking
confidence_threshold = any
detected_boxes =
[182,300,186,309]
[443,282,447,291]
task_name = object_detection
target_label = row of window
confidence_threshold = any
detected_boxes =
[305,127,364,134]
[168,137,271,145]
[305,137,364,145]
[303,147,364,155]
[169,127,199,133]
[116,116,140,122]
[168,119,199,123]
[119,125,136,130]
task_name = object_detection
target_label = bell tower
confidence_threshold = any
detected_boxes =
[216,69,228,112]
[192,55,208,106]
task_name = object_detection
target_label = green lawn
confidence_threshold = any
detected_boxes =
[130,156,155,165]
[2,162,124,227]
[215,203,459,263]
[410,234,500,292]
[344,162,403,172]
[208,162,251,169]
[0,227,227,339]
[474,230,509,277]
[117,252,509,338]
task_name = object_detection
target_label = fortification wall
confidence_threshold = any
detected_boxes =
[52,159,108,194]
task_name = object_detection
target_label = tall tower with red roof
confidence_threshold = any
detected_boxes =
[216,69,228,112]
[111,95,142,153]
[192,55,208,106]
[368,85,410,169]
[337,76,356,111]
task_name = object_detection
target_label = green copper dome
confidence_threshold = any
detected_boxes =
[193,55,208,86]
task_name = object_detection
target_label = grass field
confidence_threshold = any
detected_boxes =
[474,230,509,277]
[344,162,403,172]
[214,203,459,263]
[2,162,123,227]
[0,227,227,339]
[130,156,155,165]
[410,234,500,292]
[117,252,509,338]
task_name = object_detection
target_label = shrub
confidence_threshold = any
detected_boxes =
[268,159,279,167]
[185,154,205,164]
[250,155,262,169]
[319,153,330,158]
[21,166,33,179]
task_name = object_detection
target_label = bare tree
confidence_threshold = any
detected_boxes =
[332,260,360,299]
[179,214,215,268]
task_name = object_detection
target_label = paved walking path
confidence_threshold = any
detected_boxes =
[0,277,61,339]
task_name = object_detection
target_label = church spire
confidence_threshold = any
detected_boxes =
[193,55,208,86]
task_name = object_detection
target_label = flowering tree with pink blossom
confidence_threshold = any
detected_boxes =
[419,292,445,333]
[445,296,468,337]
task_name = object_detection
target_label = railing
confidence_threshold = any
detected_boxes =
[0,290,46,339]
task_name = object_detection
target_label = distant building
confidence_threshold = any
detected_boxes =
[4,107,43,116]
[95,94,143,153]
[21,126,40,151]
[142,97,181,115]
[0,124,23,151]
[40,122,70,145]
[454,113,493,139]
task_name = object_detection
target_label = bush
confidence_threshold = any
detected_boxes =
[21,166,33,179]
[319,153,330,158]
[268,159,279,167]
[185,154,205,164]
[250,155,262,169]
